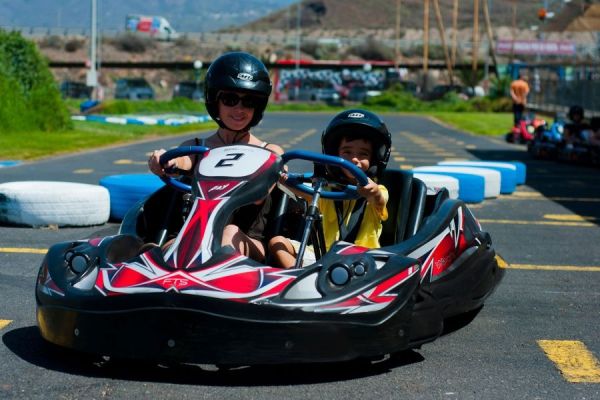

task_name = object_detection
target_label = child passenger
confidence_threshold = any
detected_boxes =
[269,109,392,269]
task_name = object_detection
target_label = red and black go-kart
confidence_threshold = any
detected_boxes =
[36,144,503,365]
[506,113,546,144]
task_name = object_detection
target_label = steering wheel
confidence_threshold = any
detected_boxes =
[159,145,210,192]
[281,150,369,200]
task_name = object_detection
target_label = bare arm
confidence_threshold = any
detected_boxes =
[357,179,386,216]
[147,138,196,176]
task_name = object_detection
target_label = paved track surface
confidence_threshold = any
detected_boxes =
[1,113,599,399]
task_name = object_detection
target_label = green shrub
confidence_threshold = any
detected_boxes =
[0,30,71,133]
[111,33,152,53]
[64,38,85,53]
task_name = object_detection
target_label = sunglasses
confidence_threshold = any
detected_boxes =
[218,92,263,109]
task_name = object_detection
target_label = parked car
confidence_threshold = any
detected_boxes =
[172,81,203,101]
[114,78,155,100]
[288,80,341,104]
[346,84,383,103]
[59,80,92,99]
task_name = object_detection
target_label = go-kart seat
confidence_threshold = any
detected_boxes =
[421,187,450,228]
[403,177,428,240]
[379,169,413,246]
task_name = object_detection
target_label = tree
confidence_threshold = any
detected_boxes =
[0,30,71,133]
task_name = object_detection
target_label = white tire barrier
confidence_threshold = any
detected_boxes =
[411,168,485,203]
[413,173,460,200]
[0,181,110,227]
[437,161,517,194]
[99,174,165,221]
[413,166,501,199]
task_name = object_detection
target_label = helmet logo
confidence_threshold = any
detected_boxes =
[237,72,253,81]
[348,112,364,119]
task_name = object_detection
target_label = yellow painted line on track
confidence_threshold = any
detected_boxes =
[399,165,414,170]
[479,219,595,227]
[393,156,406,161]
[0,247,47,254]
[496,255,600,271]
[538,340,600,383]
[504,264,600,272]
[510,192,543,198]
[543,214,597,222]
[0,320,12,330]
[499,193,600,203]
[113,159,147,165]
[73,169,94,174]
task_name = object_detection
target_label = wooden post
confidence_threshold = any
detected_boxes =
[510,0,517,63]
[433,0,454,85]
[395,0,401,70]
[472,0,480,85]
[451,0,459,67]
[482,0,498,77]
[423,0,430,75]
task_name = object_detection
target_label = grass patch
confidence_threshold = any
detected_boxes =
[0,120,217,160]
[426,112,512,136]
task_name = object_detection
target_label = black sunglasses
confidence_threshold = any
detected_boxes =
[218,92,263,109]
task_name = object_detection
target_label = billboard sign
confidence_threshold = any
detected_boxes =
[496,39,576,56]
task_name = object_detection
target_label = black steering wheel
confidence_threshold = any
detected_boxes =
[281,150,369,200]
[158,145,210,192]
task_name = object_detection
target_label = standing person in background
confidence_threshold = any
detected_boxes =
[148,52,283,262]
[510,74,530,127]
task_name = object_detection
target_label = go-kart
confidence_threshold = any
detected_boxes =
[528,119,564,159]
[506,113,546,144]
[36,144,503,365]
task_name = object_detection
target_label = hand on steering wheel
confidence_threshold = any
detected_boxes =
[158,146,210,192]
[281,150,369,200]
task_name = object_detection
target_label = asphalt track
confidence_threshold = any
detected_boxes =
[1,112,599,399]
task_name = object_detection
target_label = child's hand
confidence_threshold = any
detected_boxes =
[357,178,380,200]
[358,178,386,215]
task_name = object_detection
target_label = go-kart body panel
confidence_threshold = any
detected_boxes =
[36,145,502,364]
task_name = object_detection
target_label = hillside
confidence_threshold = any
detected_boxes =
[243,0,546,31]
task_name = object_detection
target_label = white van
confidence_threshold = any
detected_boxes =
[125,15,180,41]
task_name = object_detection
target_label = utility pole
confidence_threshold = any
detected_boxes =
[472,0,480,85]
[295,1,302,71]
[423,0,430,76]
[395,0,402,70]
[86,0,98,99]
[451,0,459,67]
[433,0,454,85]
[510,0,517,63]
[482,0,498,77]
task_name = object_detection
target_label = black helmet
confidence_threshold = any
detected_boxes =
[204,52,272,131]
[568,105,584,121]
[321,109,392,180]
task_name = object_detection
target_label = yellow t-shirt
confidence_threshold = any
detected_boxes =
[318,185,389,250]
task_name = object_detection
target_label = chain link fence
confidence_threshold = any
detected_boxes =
[527,65,600,118]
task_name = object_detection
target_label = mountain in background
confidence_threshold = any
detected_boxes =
[1,0,594,34]
[0,0,297,32]
[243,0,590,31]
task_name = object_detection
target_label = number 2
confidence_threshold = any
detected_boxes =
[215,153,244,167]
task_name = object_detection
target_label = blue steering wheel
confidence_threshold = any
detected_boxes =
[159,146,210,192]
[281,150,369,200]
